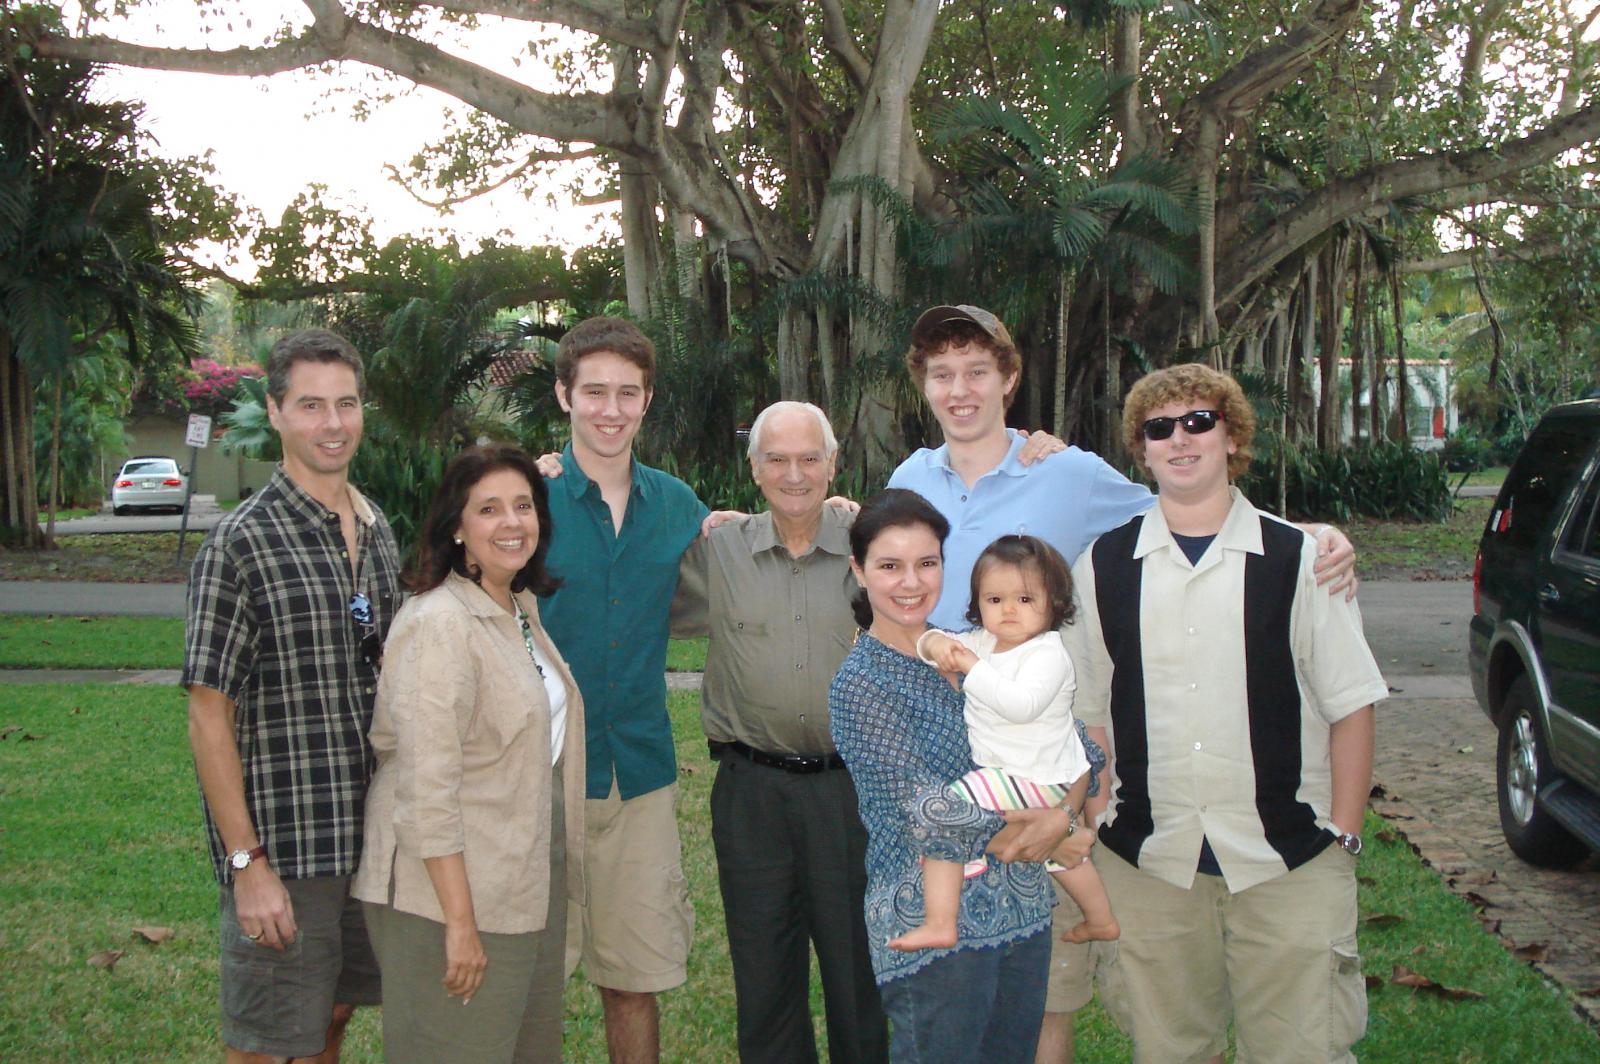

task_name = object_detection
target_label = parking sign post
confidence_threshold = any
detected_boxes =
[175,414,212,564]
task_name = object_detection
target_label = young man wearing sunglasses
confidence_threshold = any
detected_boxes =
[1066,363,1385,1063]
[887,305,1358,1064]
[184,330,402,1064]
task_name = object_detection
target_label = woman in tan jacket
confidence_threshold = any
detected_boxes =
[354,444,585,1063]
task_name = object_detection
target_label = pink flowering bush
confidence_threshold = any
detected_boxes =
[182,359,264,415]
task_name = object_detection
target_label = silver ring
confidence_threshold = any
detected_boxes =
[246,931,264,941]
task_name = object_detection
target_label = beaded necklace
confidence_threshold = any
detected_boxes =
[513,600,546,678]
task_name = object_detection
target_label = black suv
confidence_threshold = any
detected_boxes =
[1470,399,1600,867]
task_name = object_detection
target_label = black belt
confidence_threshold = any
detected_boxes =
[710,740,847,775]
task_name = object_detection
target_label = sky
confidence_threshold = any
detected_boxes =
[83,2,615,275]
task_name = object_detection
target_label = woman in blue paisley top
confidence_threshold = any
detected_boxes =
[829,489,1073,1063]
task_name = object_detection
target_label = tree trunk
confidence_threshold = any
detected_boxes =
[669,209,701,301]
[1470,246,1506,399]
[45,373,63,549]
[1371,280,1388,442]
[1348,240,1367,446]
[1268,309,1289,518]
[1196,115,1222,360]
[0,334,43,548]
[1053,268,1071,433]
[1388,263,1409,440]
[1291,258,1318,443]
[1316,236,1349,450]
[777,307,815,401]
[1111,11,1146,157]
[619,160,663,318]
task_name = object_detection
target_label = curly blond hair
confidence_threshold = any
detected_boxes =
[1121,363,1256,481]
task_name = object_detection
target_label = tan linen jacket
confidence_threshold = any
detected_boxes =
[353,572,586,935]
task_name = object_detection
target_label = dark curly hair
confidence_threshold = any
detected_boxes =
[964,534,1076,631]
[847,488,951,629]
[407,444,561,598]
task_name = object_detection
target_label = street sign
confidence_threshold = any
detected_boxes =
[185,413,213,449]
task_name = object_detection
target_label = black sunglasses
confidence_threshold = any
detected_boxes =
[1141,409,1223,441]
[349,591,382,669]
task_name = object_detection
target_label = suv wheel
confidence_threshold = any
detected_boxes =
[1496,676,1589,868]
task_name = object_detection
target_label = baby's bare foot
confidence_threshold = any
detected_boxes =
[889,924,959,952]
[1062,918,1120,943]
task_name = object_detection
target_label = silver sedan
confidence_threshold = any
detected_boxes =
[111,456,187,514]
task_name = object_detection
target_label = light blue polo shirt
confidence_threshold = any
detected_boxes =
[887,429,1155,631]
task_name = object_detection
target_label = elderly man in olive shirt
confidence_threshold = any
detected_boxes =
[671,401,886,1064]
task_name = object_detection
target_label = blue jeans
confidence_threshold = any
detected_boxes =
[879,926,1051,1064]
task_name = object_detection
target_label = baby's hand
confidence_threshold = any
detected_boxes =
[921,632,963,672]
[928,637,976,675]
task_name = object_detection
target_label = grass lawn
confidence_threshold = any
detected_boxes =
[0,533,193,584]
[0,616,187,669]
[0,615,708,674]
[1460,466,1509,489]
[1345,497,1492,581]
[2,683,1595,1061]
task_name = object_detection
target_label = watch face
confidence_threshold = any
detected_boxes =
[230,850,249,869]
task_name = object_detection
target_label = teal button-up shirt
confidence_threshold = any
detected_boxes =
[540,445,708,800]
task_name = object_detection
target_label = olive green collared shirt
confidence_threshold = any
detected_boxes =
[671,507,859,756]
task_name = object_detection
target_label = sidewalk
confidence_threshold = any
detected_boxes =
[0,581,186,616]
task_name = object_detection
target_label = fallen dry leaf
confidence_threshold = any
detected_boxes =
[1578,987,1600,999]
[1511,943,1550,963]
[1457,745,1474,754]
[1375,830,1397,843]
[1363,913,1404,927]
[0,725,19,740]
[1411,945,1427,955]
[1369,783,1390,799]
[1357,875,1377,886]
[1365,974,1384,990]
[1462,891,1495,909]
[19,732,43,741]
[87,949,126,971]
[131,926,175,945]
[1389,965,1485,1001]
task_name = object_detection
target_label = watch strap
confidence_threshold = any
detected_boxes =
[231,845,267,869]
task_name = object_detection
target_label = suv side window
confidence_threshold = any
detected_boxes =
[1560,466,1600,560]
[1497,423,1597,550]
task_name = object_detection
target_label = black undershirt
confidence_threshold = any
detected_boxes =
[1172,532,1224,876]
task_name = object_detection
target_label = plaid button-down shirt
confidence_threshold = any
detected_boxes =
[183,467,402,884]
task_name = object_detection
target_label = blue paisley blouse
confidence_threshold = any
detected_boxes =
[829,632,1055,984]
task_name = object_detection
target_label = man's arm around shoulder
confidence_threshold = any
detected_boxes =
[188,685,297,950]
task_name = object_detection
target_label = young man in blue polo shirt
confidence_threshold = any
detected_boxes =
[887,305,1357,1064]
[537,317,707,1063]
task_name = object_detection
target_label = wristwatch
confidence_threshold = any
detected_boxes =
[228,845,268,872]
[1335,831,1363,856]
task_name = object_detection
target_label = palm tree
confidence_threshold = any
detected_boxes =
[1,19,200,546]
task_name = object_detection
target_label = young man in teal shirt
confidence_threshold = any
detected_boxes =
[538,317,707,1063]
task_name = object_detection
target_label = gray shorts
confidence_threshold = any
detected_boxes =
[218,874,382,1058]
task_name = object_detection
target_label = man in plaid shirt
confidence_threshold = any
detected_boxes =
[183,330,402,1063]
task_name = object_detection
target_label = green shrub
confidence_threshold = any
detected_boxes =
[348,427,449,563]
[1239,441,1453,523]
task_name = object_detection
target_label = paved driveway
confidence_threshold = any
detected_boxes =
[1361,579,1600,1026]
